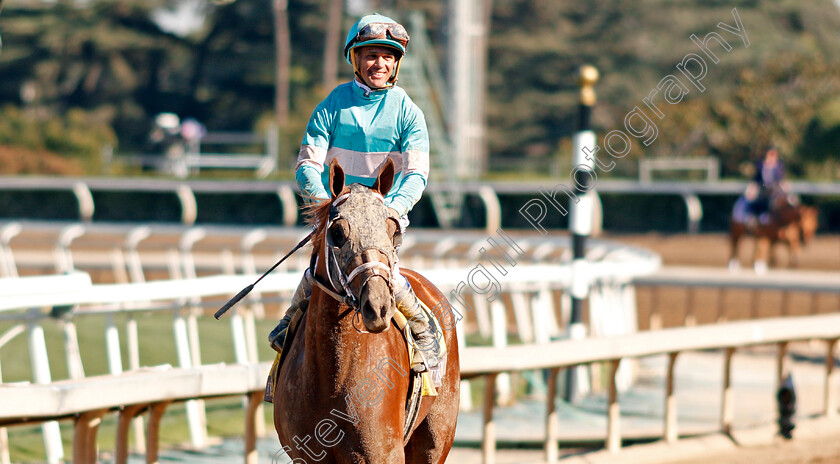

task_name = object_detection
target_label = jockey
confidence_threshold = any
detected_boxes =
[269,13,440,373]
[734,146,787,225]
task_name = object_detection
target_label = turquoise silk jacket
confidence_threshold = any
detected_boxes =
[295,80,430,217]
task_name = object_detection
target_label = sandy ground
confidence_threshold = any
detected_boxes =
[589,232,840,464]
[606,232,840,272]
[448,233,840,464]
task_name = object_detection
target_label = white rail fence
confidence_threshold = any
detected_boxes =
[2,267,840,464]
[0,234,655,464]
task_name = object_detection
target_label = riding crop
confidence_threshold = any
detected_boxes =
[214,230,314,319]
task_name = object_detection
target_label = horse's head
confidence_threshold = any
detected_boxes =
[769,189,801,226]
[314,158,400,333]
[799,205,819,245]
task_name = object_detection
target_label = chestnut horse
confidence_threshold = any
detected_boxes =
[273,159,459,463]
[729,191,818,272]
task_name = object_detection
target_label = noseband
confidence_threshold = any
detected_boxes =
[313,191,398,311]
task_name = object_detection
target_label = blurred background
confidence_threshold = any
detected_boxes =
[1,0,840,231]
[2,2,840,463]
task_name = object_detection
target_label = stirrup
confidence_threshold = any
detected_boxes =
[411,330,440,373]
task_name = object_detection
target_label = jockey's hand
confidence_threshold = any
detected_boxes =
[387,207,401,220]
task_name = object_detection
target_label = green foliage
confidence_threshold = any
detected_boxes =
[2,0,840,179]
[479,0,840,178]
[0,105,116,173]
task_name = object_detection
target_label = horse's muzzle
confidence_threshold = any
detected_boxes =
[359,278,394,333]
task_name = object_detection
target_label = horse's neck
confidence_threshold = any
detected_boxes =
[773,202,799,225]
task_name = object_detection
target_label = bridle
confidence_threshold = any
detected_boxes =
[213,188,402,321]
[312,190,402,312]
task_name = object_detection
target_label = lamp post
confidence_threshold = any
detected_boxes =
[565,65,599,403]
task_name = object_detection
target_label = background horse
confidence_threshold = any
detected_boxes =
[729,189,819,272]
[273,159,459,463]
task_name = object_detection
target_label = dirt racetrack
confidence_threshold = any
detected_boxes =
[607,232,840,330]
[607,232,840,464]
[608,232,840,272]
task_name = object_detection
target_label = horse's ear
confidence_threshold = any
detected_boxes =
[372,159,396,197]
[328,158,345,199]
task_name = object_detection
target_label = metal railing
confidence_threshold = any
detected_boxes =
[2,177,838,233]
[2,267,840,463]
[0,246,655,463]
[102,126,280,179]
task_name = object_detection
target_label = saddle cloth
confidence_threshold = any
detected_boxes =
[264,299,447,404]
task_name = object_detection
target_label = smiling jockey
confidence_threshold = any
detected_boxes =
[268,13,440,374]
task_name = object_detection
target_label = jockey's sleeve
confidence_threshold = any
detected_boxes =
[295,99,333,201]
[385,102,430,217]
[386,172,427,217]
[296,164,328,202]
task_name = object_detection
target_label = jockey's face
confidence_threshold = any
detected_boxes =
[356,46,396,89]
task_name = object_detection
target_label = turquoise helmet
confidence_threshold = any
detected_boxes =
[344,14,409,87]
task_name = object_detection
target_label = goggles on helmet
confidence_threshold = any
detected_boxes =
[344,22,410,56]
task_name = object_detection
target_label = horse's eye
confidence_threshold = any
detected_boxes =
[329,221,349,246]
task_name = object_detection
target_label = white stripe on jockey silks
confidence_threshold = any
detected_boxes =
[403,149,430,177]
[325,148,402,177]
[572,130,596,170]
[296,145,328,172]
[298,145,430,179]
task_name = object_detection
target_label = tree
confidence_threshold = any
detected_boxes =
[273,0,290,126]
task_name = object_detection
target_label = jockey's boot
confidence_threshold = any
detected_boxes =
[268,269,312,353]
[395,279,441,373]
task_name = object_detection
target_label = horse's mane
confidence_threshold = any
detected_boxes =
[304,198,332,251]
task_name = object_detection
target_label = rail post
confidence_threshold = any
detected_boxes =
[825,339,839,417]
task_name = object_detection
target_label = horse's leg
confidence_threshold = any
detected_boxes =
[404,344,460,464]
[404,407,455,464]
[728,223,743,271]
[787,226,801,268]
[401,271,460,464]
[754,236,770,274]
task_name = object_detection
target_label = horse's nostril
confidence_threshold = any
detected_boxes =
[362,300,374,316]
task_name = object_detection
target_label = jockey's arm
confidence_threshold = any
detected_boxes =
[295,159,329,202]
[385,171,427,217]
[384,102,430,217]
[295,102,332,202]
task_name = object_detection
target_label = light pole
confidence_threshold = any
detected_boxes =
[565,65,599,403]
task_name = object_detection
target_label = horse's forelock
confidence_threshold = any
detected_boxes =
[304,185,381,250]
[304,198,333,250]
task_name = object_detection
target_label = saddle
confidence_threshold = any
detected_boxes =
[264,291,447,443]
